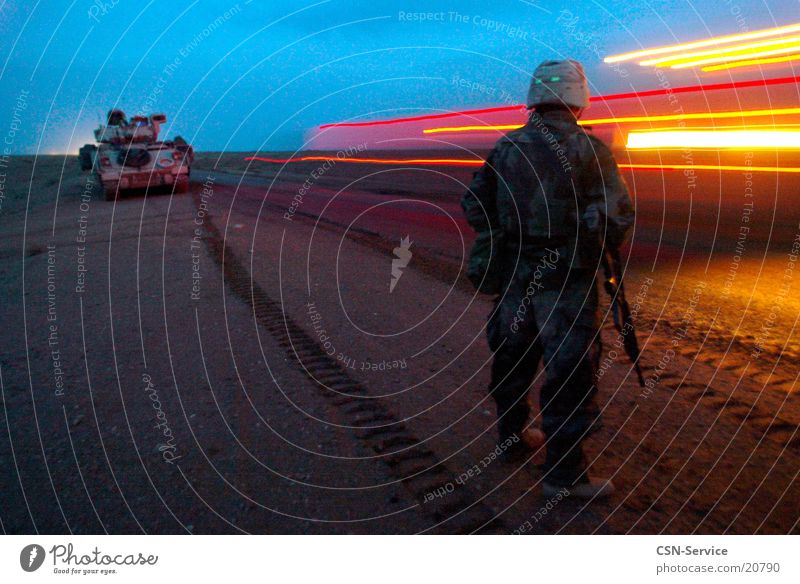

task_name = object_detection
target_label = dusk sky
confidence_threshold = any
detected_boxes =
[0,0,797,153]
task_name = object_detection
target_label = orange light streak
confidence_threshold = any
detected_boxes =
[626,129,800,149]
[604,22,800,63]
[618,163,800,173]
[245,156,800,174]
[244,155,483,166]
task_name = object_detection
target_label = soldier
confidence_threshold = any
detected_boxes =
[461,60,634,499]
[106,109,127,126]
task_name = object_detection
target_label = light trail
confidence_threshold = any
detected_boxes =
[701,53,800,72]
[245,156,800,174]
[421,107,800,134]
[639,35,800,67]
[626,129,800,149]
[604,22,800,63]
[670,44,800,70]
[317,105,527,130]
[422,124,524,134]
[316,77,800,130]
[244,155,483,167]
[618,163,800,173]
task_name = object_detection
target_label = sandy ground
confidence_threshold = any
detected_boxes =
[0,153,798,534]
[0,156,427,534]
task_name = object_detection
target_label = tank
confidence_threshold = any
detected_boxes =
[80,109,194,200]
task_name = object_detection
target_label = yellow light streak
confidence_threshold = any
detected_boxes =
[626,129,800,149]
[669,44,800,69]
[604,22,800,63]
[422,124,524,134]
[636,123,800,131]
[640,34,800,66]
[421,107,800,134]
[619,163,800,173]
[422,124,522,134]
[701,53,800,71]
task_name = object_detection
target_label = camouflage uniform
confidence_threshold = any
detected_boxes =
[462,109,634,485]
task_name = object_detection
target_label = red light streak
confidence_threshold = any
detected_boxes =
[423,107,800,135]
[316,76,800,130]
[317,106,526,130]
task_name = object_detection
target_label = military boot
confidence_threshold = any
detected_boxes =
[543,476,615,499]
[497,427,546,463]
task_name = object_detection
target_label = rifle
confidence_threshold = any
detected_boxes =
[601,248,645,387]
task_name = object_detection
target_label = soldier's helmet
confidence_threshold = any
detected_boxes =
[526,59,590,109]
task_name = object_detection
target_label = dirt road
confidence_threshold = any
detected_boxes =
[1,154,798,534]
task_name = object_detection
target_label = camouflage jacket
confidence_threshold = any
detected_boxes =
[462,109,634,274]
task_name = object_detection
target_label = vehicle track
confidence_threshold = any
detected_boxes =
[192,189,505,534]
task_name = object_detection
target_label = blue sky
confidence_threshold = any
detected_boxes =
[0,0,796,153]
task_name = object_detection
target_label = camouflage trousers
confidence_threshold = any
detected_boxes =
[487,256,601,485]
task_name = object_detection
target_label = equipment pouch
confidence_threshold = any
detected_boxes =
[467,228,505,294]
